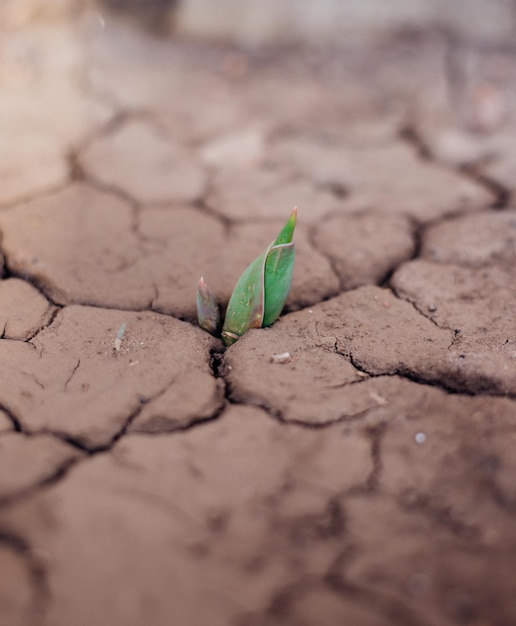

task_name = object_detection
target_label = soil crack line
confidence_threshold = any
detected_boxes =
[400,123,508,210]
[306,223,343,294]
[64,359,81,390]
[0,530,50,620]
[0,455,83,509]
[0,402,23,432]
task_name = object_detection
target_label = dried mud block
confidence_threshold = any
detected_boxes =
[0,184,156,309]
[225,286,453,422]
[224,319,368,425]
[422,210,516,268]
[0,184,341,318]
[200,127,266,169]
[129,370,225,433]
[346,410,516,624]
[0,305,217,447]
[87,24,250,142]
[0,137,67,207]
[270,139,493,222]
[392,259,516,394]
[0,278,54,340]
[419,118,516,195]
[378,389,516,526]
[344,496,516,626]
[0,433,82,502]
[0,26,112,206]
[287,107,404,150]
[0,185,223,315]
[126,205,228,318]
[0,405,372,626]
[0,546,34,626]
[159,95,251,145]
[418,122,510,167]
[243,383,516,626]
[79,119,206,204]
[205,167,342,223]
[225,325,427,426]
[312,212,415,289]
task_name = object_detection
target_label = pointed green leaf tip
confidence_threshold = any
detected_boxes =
[221,207,297,346]
[196,277,221,336]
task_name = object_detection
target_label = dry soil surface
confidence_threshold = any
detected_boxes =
[1,11,516,626]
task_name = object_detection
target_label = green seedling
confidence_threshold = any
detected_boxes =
[197,208,297,346]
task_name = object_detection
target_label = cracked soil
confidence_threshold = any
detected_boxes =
[0,8,516,626]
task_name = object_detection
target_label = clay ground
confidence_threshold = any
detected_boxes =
[1,9,516,626]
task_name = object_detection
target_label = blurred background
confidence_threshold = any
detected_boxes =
[0,0,515,209]
[2,0,516,44]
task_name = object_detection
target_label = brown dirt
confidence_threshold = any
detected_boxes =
[0,11,516,626]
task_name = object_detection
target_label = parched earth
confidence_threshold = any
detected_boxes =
[1,11,516,626]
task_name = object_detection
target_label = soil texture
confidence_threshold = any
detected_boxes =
[0,11,515,626]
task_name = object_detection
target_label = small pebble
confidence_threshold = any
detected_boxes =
[114,323,126,352]
[415,432,427,444]
[271,352,292,364]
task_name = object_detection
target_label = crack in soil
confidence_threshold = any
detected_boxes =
[389,285,454,334]
[0,374,227,510]
[397,493,482,541]
[0,181,71,212]
[328,575,435,626]
[251,543,433,626]
[63,358,81,390]
[1,259,65,312]
[460,164,512,209]
[220,342,380,430]
[0,530,50,621]
[252,576,321,623]
[0,454,82,509]
[0,402,23,432]
[27,306,62,343]
[73,109,133,154]
[360,423,386,493]
[401,123,510,211]
[323,531,436,626]
[345,349,480,398]
[81,171,143,210]
[399,125,433,161]
[192,190,233,236]
[305,222,343,293]
[0,201,512,512]
[0,28,515,626]
[66,149,86,183]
